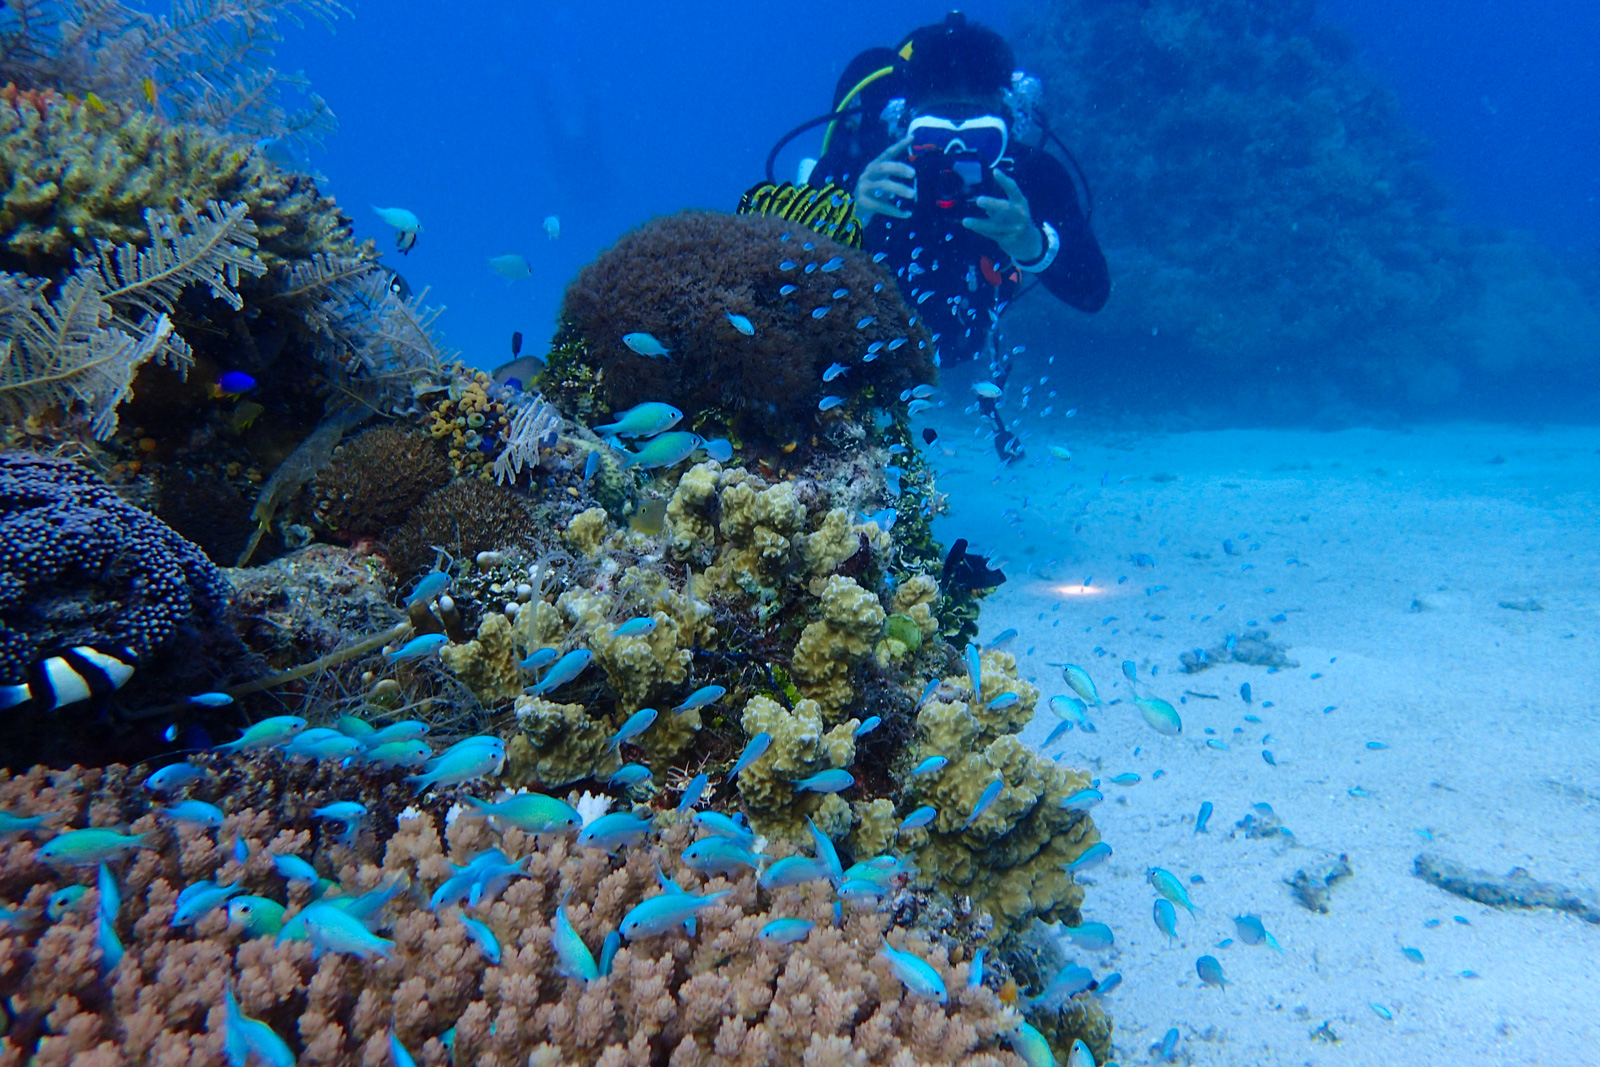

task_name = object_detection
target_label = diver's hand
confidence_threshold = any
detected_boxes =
[964,170,1045,263]
[853,135,915,222]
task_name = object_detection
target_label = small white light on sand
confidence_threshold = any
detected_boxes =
[1052,584,1104,597]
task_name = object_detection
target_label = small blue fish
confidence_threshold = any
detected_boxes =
[612,616,657,638]
[48,884,90,921]
[822,362,849,382]
[671,684,725,713]
[779,283,798,295]
[779,260,796,270]
[692,811,754,844]
[985,627,1017,649]
[856,315,876,328]
[1109,772,1141,785]
[222,989,298,1066]
[899,806,937,831]
[143,763,206,795]
[1234,914,1283,952]
[681,836,764,875]
[406,739,505,791]
[966,643,982,697]
[986,692,1019,711]
[577,812,652,853]
[1062,664,1100,705]
[313,801,366,845]
[807,816,844,882]
[172,878,244,927]
[916,679,941,707]
[227,896,286,938]
[1149,868,1199,916]
[39,829,152,866]
[963,779,1004,829]
[1066,841,1112,874]
[593,401,683,438]
[1195,954,1227,988]
[700,438,734,462]
[214,715,307,754]
[385,633,449,664]
[1153,898,1178,944]
[404,570,451,609]
[820,256,844,272]
[854,716,881,738]
[1262,749,1277,766]
[1063,921,1115,951]
[619,888,731,939]
[1195,801,1214,833]
[552,894,600,981]
[622,332,672,358]
[163,799,225,828]
[363,720,430,747]
[887,337,907,350]
[607,707,658,750]
[758,918,814,944]
[98,911,123,970]
[1121,659,1137,682]
[880,938,947,1003]
[726,312,755,335]
[214,370,257,396]
[860,508,897,531]
[726,732,773,782]
[759,856,833,889]
[1060,788,1102,812]
[811,306,829,319]
[792,769,854,793]
[272,854,320,885]
[1134,696,1183,736]
[187,691,234,707]
[1241,681,1253,703]
[583,449,600,482]
[818,395,844,411]
[462,794,582,834]
[388,1032,419,1067]
[969,947,985,988]
[619,430,703,470]
[518,646,560,672]
[677,772,710,813]
[458,913,502,964]
[910,755,947,776]
[297,901,395,959]
[831,287,849,298]
[609,764,652,788]
[526,649,594,696]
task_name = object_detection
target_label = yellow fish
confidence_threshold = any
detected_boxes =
[142,78,159,108]
[84,92,108,114]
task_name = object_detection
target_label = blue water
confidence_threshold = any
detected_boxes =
[276,0,1599,378]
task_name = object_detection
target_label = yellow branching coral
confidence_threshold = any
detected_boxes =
[0,87,352,268]
[790,575,886,718]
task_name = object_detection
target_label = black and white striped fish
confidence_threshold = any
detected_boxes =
[0,646,136,712]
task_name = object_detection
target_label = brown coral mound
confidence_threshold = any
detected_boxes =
[554,211,935,443]
[0,757,1026,1067]
[386,478,540,582]
[312,427,453,541]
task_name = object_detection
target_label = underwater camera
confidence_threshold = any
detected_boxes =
[911,148,997,220]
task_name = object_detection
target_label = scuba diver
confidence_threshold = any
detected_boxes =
[771,12,1110,461]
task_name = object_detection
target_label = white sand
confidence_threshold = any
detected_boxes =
[929,421,1600,1066]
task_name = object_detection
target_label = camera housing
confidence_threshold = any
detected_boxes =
[911,148,998,220]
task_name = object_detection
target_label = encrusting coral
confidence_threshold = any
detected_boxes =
[312,426,453,542]
[0,753,1033,1067]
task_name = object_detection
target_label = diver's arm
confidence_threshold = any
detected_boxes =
[1009,151,1110,313]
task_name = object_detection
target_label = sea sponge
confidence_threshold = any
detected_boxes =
[385,478,539,583]
[550,210,935,452]
[790,575,886,718]
[737,695,858,839]
[0,86,352,270]
[312,426,452,540]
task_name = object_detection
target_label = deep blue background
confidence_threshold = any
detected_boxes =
[274,0,1598,372]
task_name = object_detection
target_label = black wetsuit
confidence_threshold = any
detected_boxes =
[812,140,1108,459]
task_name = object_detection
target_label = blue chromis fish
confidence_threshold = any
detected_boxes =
[457,913,502,964]
[681,836,764,875]
[1233,913,1282,952]
[965,643,982,696]
[363,739,433,769]
[172,878,244,927]
[1060,788,1102,812]
[726,732,772,781]
[910,755,947,776]
[822,362,849,382]
[692,811,753,844]
[462,793,581,834]
[968,948,985,988]
[296,901,395,959]
[986,692,1019,711]
[620,430,702,470]
[758,918,814,944]
[899,806,937,831]
[405,739,505,791]
[1108,772,1140,785]
[227,896,286,938]
[806,816,844,881]
[1135,696,1183,735]
[699,437,734,462]
[1153,898,1178,944]
[726,312,755,335]
[577,812,652,853]
[1195,800,1214,833]
[553,895,600,981]
[791,769,854,793]
[677,772,709,813]
[388,1032,419,1067]
[1063,920,1115,951]
[1149,867,1199,916]
[39,829,152,866]
[518,643,563,668]
[143,763,206,794]
[214,715,307,754]
[972,381,1002,399]
[47,884,90,921]
[1195,954,1227,988]
[818,395,844,411]
[526,649,594,696]
[385,633,450,663]
[619,888,730,940]
[271,853,320,885]
[162,799,225,828]
[854,716,881,738]
[583,449,600,482]
[225,987,293,1067]
[187,691,233,707]
[0,810,50,835]
[313,802,366,844]
[335,714,375,738]
[487,253,531,280]
[1062,665,1101,705]
[759,856,833,889]
[404,569,451,608]
[1067,841,1112,874]
[593,401,683,438]
[607,707,658,750]
[672,684,726,713]
[1067,1038,1097,1067]
[962,779,1004,829]
[880,938,947,1003]
[1121,659,1137,682]
[621,332,672,358]
[609,763,652,788]
[1002,1022,1055,1067]
[611,616,657,638]
[98,911,123,970]
[97,861,119,919]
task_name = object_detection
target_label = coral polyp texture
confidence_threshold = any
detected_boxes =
[0,756,1028,1067]
[0,451,231,688]
[0,86,353,271]
[547,210,935,448]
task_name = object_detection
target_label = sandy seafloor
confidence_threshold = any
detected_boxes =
[926,416,1600,1066]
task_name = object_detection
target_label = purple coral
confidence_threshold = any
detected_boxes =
[0,452,232,686]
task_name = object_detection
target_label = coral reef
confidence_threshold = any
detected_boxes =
[0,87,353,273]
[385,479,541,584]
[312,426,452,541]
[547,210,936,453]
[0,753,1029,1067]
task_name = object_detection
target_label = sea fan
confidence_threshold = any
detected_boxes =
[0,198,263,438]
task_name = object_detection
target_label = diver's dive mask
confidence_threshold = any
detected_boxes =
[907,114,1009,167]
[907,113,1008,218]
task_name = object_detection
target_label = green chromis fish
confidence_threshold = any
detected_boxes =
[606,707,658,750]
[1195,953,1227,988]
[619,888,730,940]
[363,739,433,769]
[726,731,773,782]
[224,987,294,1067]
[47,884,90,921]
[462,793,581,834]
[879,938,947,1003]
[1049,694,1089,723]
[214,715,307,754]
[1153,898,1178,945]
[1063,921,1114,951]
[576,812,652,853]
[552,895,600,982]
[1134,695,1183,736]
[619,430,703,471]
[726,312,755,335]
[525,649,593,696]
[681,836,764,876]
[172,879,244,927]
[0,810,50,835]
[362,720,430,747]
[791,769,854,794]
[758,918,814,944]
[38,828,152,867]
[1149,867,1199,916]
[336,714,376,738]
[963,779,1005,829]
[227,896,286,938]
[1001,1022,1056,1067]
[296,901,394,959]
[758,856,833,890]
[621,332,672,358]
[457,913,501,964]
[406,740,505,791]
[672,684,726,713]
[1062,665,1101,706]
[593,401,683,437]
[384,633,450,664]
[1067,1038,1097,1067]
